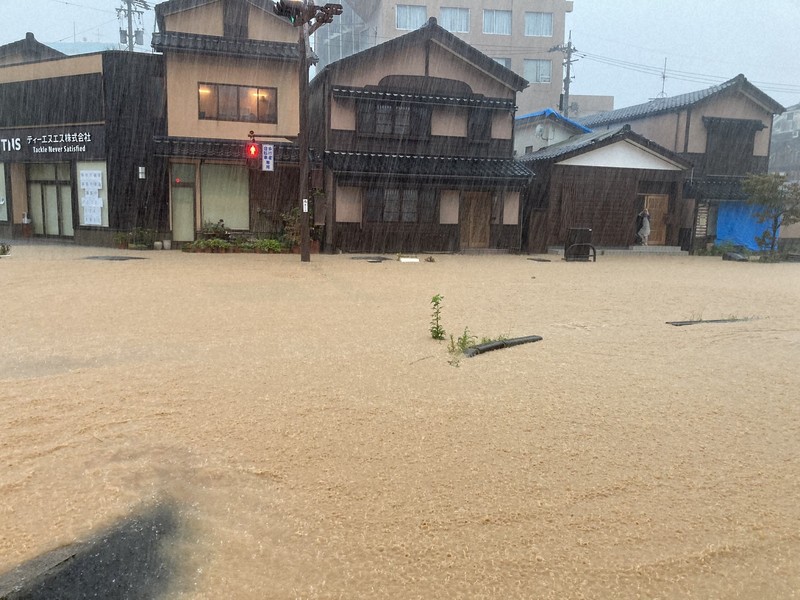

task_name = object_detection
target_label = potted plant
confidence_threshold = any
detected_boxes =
[128,227,157,250]
[113,231,128,249]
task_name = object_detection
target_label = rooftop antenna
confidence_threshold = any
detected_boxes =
[657,58,667,98]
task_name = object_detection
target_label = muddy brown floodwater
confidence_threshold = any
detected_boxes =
[1,245,799,599]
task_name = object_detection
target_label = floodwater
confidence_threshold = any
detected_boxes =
[2,245,799,598]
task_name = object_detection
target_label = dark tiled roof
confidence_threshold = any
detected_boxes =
[685,176,748,200]
[518,127,628,162]
[331,86,515,110]
[517,124,691,169]
[0,32,65,65]
[316,18,528,93]
[154,136,306,162]
[326,151,533,186]
[152,31,299,61]
[579,74,785,128]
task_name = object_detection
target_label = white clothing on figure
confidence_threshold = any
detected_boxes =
[638,213,651,245]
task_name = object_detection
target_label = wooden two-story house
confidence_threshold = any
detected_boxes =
[579,75,785,251]
[151,0,306,244]
[308,17,533,254]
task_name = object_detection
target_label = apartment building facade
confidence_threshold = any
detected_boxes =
[314,0,573,115]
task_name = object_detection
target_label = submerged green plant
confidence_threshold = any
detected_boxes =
[430,294,446,340]
[446,327,477,367]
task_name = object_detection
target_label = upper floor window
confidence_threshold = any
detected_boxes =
[440,7,469,33]
[524,59,552,84]
[198,83,277,123]
[357,101,431,139]
[397,5,427,30]
[493,57,511,69]
[703,117,761,176]
[468,109,492,142]
[483,10,511,35]
[524,12,553,37]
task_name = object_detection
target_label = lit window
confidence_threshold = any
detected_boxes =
[524,59,552,84]
[440,7,469,33]
[524,12,553,37]
[198,83,277,123]
[397,5,426,30]
[483,10,511,35]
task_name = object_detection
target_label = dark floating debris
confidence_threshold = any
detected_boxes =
[666,319,746,327]
[85,256,148,261]
[722,252,748,262]
[464,335,543,358]
[351,256,393,263]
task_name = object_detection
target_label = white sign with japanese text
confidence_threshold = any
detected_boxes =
[262,144,274,172]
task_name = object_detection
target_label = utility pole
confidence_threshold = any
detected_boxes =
[298,20,311,262]
[549,31,577,117]
[117,0,151,52]
[274,0,343,262]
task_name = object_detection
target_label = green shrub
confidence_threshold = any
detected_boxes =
[430,294,446,340]
[255,238,283,253]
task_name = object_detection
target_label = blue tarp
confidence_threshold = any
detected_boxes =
[715,202,770,251]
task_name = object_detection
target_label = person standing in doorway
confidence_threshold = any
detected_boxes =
[637,208,651,246]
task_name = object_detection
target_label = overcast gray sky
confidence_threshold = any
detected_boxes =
[2,0,799,110]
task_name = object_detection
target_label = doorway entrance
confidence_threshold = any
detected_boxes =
[27,163,74,237]
[460,191,491,250]
[171,163,196,242]
[643,194,669,246]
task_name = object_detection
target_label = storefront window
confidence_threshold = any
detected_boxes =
[28,164,58,181]
[77,162,109,227]
[200,163,249,230]
[172,163,196,185]
[27,162,75,236]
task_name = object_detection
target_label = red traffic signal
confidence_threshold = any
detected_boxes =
[245,142,261,160]
[274,0,308,25]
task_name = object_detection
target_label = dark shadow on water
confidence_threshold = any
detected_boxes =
[0,501,178,600]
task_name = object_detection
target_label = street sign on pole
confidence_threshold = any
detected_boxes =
[262,144,274,171]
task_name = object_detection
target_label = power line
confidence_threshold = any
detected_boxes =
[45,0,112,13]
[54,17,119,43]
[576,51,800,97]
